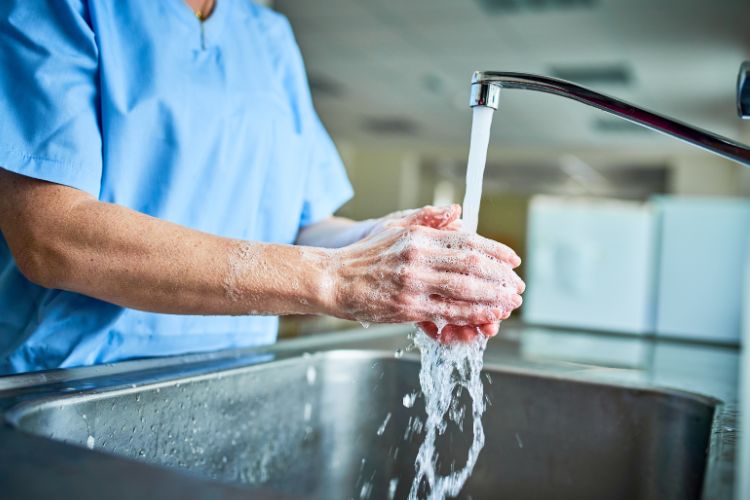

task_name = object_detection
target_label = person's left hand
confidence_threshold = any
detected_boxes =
[367,204,522,343]
[363,205,464,237]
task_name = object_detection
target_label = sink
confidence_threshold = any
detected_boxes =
[6,349,716,500]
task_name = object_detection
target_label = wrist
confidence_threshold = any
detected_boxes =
[354,218,379,240]
[301,247,341,317]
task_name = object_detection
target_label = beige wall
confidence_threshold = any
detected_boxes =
[336,143,750,223]
[335,145,425,220]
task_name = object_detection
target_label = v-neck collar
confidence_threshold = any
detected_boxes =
[167,0,228,50]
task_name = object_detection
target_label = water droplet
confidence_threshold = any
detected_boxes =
[388,478,399,499]
[402,392,417,408]
[306,366,317,385]
[376,412,392,436]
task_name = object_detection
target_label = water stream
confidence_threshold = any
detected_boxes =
[408,106,495,499]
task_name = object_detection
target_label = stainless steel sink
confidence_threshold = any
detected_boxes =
[5,349,717,500]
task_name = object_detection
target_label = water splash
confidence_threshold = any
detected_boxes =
[377,412,392,436]
[408,329,488,500]
[402,392,418,408]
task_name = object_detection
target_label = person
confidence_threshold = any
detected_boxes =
[0,0,524,374]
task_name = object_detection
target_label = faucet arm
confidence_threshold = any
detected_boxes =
[470,71,750,167]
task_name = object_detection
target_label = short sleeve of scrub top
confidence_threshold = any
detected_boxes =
[0,1,103,195]
[0,0,354,374]
[262,14,354,227]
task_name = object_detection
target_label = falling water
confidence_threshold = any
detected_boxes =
[462,106,495,233]
[408,106,495,500]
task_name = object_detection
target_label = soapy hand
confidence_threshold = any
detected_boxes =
[329,205,524,341]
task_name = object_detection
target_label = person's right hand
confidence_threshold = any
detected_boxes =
[325,205,524,330]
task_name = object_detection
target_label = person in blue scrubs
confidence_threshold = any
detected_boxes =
[0,0,524,374]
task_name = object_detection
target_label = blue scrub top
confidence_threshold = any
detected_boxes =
[0,0,353,374]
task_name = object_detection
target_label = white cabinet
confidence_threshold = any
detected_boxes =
[653,197,750,343]
[523,196,657,334]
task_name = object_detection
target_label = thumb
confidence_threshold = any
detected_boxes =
[405,204,461,229]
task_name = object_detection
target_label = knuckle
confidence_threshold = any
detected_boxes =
[402,246,419,263]
[399,237,421,261]
[397,292,415,308]
[401,269,418,289]
[468,308,484,323]
[465,252,481,267]
[395,265,409,284]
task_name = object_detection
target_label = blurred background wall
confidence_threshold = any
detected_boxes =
[269,0,750,343]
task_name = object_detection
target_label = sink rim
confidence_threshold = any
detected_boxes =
[4,348,721,432]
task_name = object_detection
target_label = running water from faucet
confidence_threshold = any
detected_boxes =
[462,106,495,233]
[408,106,495,500]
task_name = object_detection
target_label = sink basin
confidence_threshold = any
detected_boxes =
[6,350,716,500]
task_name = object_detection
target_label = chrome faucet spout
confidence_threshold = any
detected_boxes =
[469,70,750,167]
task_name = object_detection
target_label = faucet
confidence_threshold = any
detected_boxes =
[469,64,750,167]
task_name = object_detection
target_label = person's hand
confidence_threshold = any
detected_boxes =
[369,205,521,343]
[326,205,524,338]
[362,205,464,237]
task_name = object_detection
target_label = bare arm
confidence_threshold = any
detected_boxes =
[0,169,523,327]
[0,169,331,316]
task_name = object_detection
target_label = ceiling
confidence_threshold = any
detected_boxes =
[274,0,750,151]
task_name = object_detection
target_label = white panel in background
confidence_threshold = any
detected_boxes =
[654,197,750,343]
[738,246,750,500]
[523,196,657,334]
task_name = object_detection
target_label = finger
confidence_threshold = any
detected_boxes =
[478,323,500,337]
[417,322,479,343]
[416,270,508,304]
[417,321,439,339]
[421,250,525,294]
[424,298,501,325]
[417,322,500,343]
[439,325,481,343]
[443,219,463,232]
[463,234,521,268]
[425,229,521,267]
[405,204,461,230]
[385,208,418,221]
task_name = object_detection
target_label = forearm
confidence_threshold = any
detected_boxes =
[295,216,377,248]
[0,177,334,316]
[59,202,333,314]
